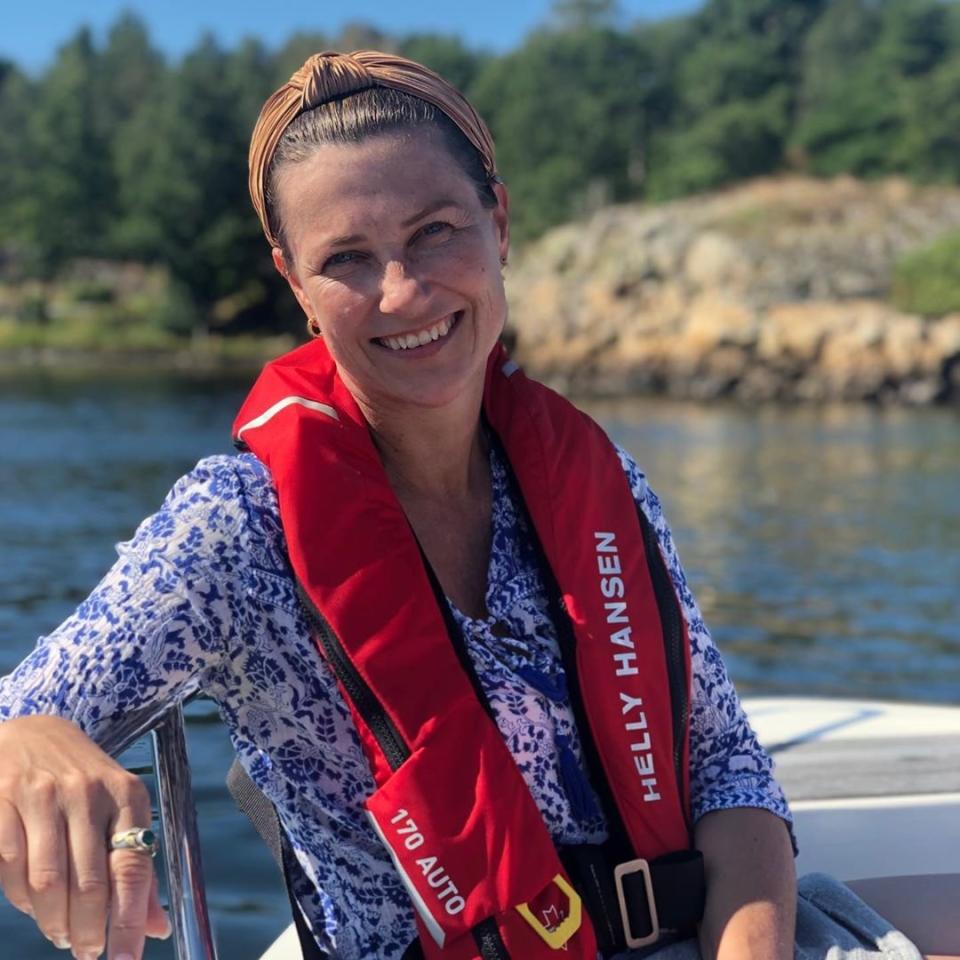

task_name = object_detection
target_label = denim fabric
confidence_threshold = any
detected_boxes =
[617,873,922,960]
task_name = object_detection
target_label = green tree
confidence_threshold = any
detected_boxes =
[97,13,166,258]
[98,12,165,132]
[792,0,952,178]
[551,0,620,31]
[648,0,828,197]
[398,34,489,94]
[895,52,960,180]
[875,0,950,77]
[471,27,664,241]
[113,35,267,329]
[17,29,113,271]
[0,62,33,259]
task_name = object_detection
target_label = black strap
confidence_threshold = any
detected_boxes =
[226,760,285,872]
[227,760,425,960]
[227,760,327,959]
[281,831,331,960]
[562,844,705,954]
[624,850,705,942]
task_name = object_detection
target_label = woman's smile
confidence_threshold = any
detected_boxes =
[373,311,462,355]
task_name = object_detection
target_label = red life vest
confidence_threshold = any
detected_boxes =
[233,339,697,959]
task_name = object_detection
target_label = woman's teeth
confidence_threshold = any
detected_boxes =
[379,314,455,351]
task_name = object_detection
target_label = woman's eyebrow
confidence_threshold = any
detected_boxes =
[401,198,460,227]
[328,233,365,248]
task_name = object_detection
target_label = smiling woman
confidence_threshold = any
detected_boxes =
[0,48,956,960]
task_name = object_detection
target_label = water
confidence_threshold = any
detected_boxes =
[1,371,958,959]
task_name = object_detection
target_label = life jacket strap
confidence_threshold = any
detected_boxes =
[561,845,705,955]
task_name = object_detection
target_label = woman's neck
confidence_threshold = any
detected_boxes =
[359,390,487,502]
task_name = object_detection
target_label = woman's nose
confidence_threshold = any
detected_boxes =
[378,260,429,315]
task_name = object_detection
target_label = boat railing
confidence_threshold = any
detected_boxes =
[100,701,219,960]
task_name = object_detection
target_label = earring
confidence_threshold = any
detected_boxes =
[500,256,508,267]
[308,318,322,337]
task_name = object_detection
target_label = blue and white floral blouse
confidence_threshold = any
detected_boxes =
[0,443,791,960]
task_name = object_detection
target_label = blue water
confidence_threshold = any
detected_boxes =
[1,371,958,958]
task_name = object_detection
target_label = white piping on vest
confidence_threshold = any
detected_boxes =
[235,396,339,442]
[501,360,520,377]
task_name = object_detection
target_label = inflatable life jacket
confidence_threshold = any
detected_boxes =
[233,340,705,959]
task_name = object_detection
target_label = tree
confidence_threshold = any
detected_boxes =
[98,12,164,132]
[895,52,960,181]
[112,35,266,328]
[875,0,950,77]
[0,63,33,258]
[792,0,951,178]
[550,0,620,31]
[17,29,113,271]
[471,26,664,241]
[398,34,489,95]
[647,0,828,197]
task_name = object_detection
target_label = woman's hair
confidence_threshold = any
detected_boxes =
[264,86,498,261]
[247,50,500,254]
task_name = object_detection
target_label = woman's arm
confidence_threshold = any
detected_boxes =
[695,807,796,960]
[0,456,258,959]
[0,457,248,736]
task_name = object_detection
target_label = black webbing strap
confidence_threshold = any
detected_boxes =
[226,760,425,960]
[226,760,284,872]
[226,761,327,959]
[562,844,705,954]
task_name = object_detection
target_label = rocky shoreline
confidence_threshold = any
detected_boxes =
[505,177,960,403]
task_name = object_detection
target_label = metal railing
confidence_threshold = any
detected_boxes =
[101,702,219,960]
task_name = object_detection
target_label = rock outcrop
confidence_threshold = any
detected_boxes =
[505,176,960,402]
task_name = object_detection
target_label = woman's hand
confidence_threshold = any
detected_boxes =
[0,715,170,960]
[694,807,796,960]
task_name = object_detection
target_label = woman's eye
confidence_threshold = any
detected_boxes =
[418,221,454,241]
[323,251,360,271]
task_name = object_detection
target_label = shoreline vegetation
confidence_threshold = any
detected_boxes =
[4,175,960,404]
[4,1,960,401]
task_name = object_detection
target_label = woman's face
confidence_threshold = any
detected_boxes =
[273,131,510,414]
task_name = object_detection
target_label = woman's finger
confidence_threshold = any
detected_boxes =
[0,797,31,917]
[105,788,156,960]
[67,791,111,960]
[144,870,171,941]
[19,774,71,950]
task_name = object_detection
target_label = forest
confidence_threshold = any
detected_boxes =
[2,0,959,340]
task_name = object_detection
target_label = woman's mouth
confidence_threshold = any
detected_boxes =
[374,312,461,352]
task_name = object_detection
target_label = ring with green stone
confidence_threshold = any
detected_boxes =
[109,827,159,857]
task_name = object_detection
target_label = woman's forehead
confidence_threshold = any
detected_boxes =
[277,134,478,236]
[283,132,466,194]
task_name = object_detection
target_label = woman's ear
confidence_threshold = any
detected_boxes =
[272,246,313,323]
[271,246,288,280]
[491,179,510,266]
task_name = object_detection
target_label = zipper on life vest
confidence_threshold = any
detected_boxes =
[300,568,513,960]
[296,583,411,772]
[635,508,689,819]
[416,546,514,960]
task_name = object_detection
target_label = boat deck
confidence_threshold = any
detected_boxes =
[744,698,960,879]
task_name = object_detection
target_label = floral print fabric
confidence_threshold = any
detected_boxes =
[0,445,791,959]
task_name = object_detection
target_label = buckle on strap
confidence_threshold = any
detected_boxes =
[515,873,583,950]
[613,858,660,949]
